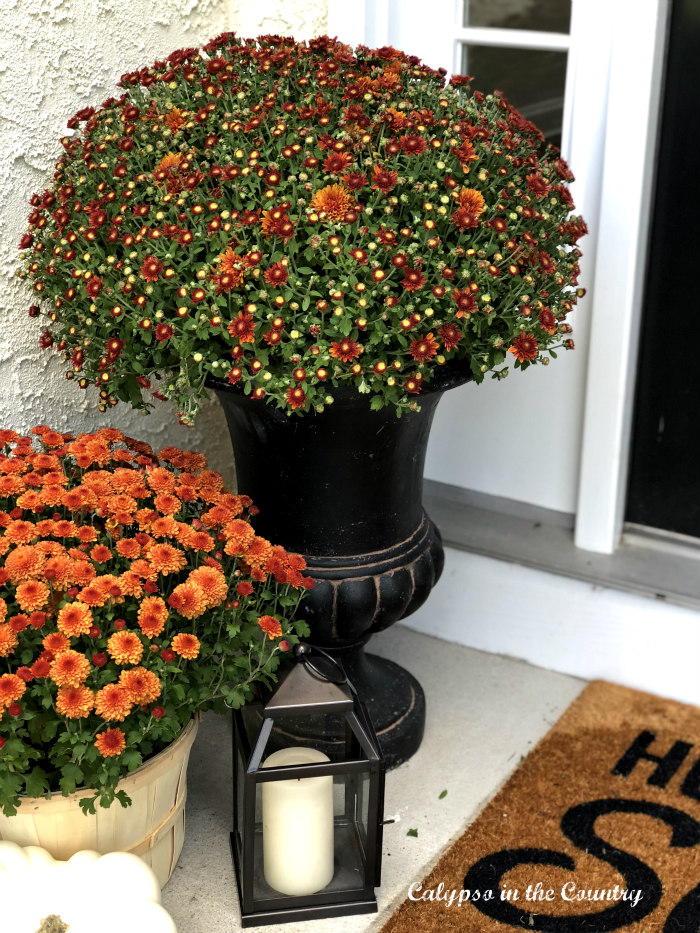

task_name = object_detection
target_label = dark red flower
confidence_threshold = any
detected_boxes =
[402,268,426,292]
[538,307,557,335]
[526,173,549,198]
[155,323,174,342]
[286,386,306,410]
[509,333,539,363]
[140,256,164,281]
[399,134,428,156]
[85,276,103,298]
[452,287,477,317]
[323,151,352,174]
[264,261,288,287]
[438,323,462,350]
[371,166,398,192]
[228,312,256,344]
[341,172,367,190]
[329,339,362,363]
[408,333,439,362]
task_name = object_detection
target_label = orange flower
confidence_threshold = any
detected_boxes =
[148,543,186,575]
[188,566,228,608]
[76,524,98,543]
[94,727,126,757]
[242,536,273,570]
[168,581,206,619]
[119,667,161,704]
[3,545,41,583]
[222,519,256,555]
[118,571,143,598]
[215,247,246,288]
[40,485,66,507]
[201,505,233,528]
[116,538,141,559]
[94,685,132,721]
[61,488,86,510]
[0,673,26,709]
[71,560,97,586]
[90,544,112,563]
[153,492,182,515]
[4,520,38,545]
[43,631,70,653]
[171,632,200,659]
[258,615,283,640]
[456,186,486,216]
[310,183,354,221]
[57,602,93,637]
[156,152,183,172]
[165,107,187,133]
[130,558,158,580]
[50,650,91,686]
[0,475,25,496]
[40,430,65,448]
[150,516,179,538]
[137,595,168,638]
[187,530,214,552]
[15,580,50,612]
[0,624,18,658]
[146,467,176,493]
[94,574,123,601]
[77,583,109,608]
[0,597,6,624]
[16,489,43,512]
[43,554,74,588]
[107,630,144,665]
[56,684,94,718]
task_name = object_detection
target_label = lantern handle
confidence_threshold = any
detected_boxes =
[296,643,382,759]
[295,642,358,695]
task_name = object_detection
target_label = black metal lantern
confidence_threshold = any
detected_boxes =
[230,644,386,927]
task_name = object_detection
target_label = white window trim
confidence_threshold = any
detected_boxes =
[573,0,670,553]
[327,0,671,557]
[454,27,570,52]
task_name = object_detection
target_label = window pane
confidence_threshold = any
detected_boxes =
[463,0,571,32]
[460,45,567,147]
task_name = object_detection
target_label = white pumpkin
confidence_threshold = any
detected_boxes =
[0,842,177,932]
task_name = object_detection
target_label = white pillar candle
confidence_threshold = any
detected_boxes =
[262,747,335,896]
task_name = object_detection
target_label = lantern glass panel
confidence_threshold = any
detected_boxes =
[250,765,374,905]
[233,737,246,855]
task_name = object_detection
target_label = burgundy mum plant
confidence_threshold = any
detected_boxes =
[17,34,586,422]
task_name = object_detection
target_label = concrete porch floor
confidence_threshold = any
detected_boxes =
[161,626,585,933]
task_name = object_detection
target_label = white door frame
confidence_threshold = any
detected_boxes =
[327,0,671,555]
[573,0,670,553]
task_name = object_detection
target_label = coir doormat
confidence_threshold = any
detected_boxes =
[382,681,700,933]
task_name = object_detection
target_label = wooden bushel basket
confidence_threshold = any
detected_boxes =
[0,718,198,887]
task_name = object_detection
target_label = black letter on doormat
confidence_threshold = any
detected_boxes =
[612,730,692,787]
[463,799,700,931]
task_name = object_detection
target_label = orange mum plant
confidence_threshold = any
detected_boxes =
[0,425,311,815]
[17,34,586,423]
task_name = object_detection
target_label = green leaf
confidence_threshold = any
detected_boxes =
[121,749,143,771]
[439,789,448,799]
[25,766,50,798]
[406,827,418,838]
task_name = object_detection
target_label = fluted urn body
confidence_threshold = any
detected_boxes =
[211,362,469,766]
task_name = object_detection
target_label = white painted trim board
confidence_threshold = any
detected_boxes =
[401,546,700,706]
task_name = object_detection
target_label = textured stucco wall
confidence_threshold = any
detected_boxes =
[0,0,327,485]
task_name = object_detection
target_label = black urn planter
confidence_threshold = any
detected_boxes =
[210,362,470,767]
